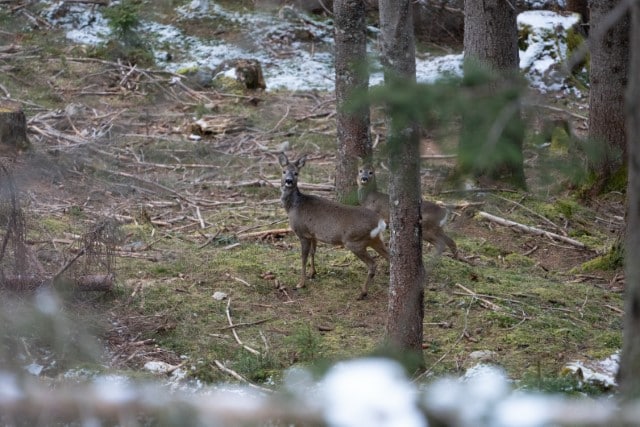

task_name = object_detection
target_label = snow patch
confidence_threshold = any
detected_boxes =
[320,358,426,427]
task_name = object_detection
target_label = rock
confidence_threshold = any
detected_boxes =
[213,291,228,301]
[469,350,499,362]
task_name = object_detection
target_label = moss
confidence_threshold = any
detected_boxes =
[504,253,535,267]
[211,75,246,93]
[576,246,624,272]
[549,125,572,155]
[518,24,533,51]
[605,164,628,193]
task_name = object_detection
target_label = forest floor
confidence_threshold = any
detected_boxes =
[0,3,625,393]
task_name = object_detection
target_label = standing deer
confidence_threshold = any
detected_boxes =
[357,162,458,258]
[279,153,389,300]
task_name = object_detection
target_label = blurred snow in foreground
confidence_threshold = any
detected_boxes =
[4,355,623,427]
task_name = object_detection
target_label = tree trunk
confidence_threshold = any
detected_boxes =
[618,0,640,400]
[378,0,425,368]
[459,0,525,188]
[566,0,589,26]
[587,0,629,194]
[334,0,372,204]
[0,100,30,156]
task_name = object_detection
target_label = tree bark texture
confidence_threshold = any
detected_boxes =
[463,0,518,73]
[378,0,425,361]
[459,0,525,187]
[566,0,590,26]
[0,101,30,155]
[619,0,640,399]
[334,0,372,204]
[588,0,629,188]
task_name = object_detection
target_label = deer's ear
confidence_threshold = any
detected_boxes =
[296,155,307,168]
[278,153,289,167]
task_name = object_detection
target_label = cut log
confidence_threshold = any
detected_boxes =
[0,100,30,155]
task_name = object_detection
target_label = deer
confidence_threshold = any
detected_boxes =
[279,153,390,300]
[357,161,458,258]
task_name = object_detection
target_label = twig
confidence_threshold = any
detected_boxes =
[195,206,205,229]
[226,273,252,287]
[526,102,588,121]
[218,318,273,331]
[213,360,272,392]
[455,283,503,312]
[477,211,589,250]
[237,228,291,240]
[489,194,567,236]
[226,298,261,355]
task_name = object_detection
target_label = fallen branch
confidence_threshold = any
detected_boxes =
[213,360,272,392]
[237,228,291,240]
[477,211,589,250]
[218,318,273,331]
[455,283,503,312]
[226,298,261,356]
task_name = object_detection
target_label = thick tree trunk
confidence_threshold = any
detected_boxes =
[619,0,640,400]
[334,0,371,204]
[566,0,589,26]
[459,0,525,188]
[587,0,629,194]
[378,0,425,367]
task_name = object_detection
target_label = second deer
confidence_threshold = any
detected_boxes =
[279,153,389,300]
[357,162,458,258]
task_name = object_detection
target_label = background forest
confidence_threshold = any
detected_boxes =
[0,0,638,425]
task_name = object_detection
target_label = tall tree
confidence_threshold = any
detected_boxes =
[378,0,425,367]
[587,0,629,194]
[333,0,372,204]
[459,0,525,188]
[567,0,590,27]
[618,0,640,399]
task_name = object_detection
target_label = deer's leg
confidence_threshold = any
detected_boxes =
[370,237,390,261]
[308,239,317,278]
[298,238,312,288]
[441,232,458,258]
[424,225,458,258]
[346,243,377,300]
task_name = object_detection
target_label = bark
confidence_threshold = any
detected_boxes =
[459,0,525,188]
[334,0,371,204]
[379,0,425,366]
[0,100,30,156]
[566,0,590,26]
[619,0,640,400]
[587,0,629,193]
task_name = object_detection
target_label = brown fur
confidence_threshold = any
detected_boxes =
[279,154,389,299]
[357,162,458,257]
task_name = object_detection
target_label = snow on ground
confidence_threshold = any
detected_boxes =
[518,10,582,92]
[564,351,620,389]
[319,358,426,427]
[37,1,580,94]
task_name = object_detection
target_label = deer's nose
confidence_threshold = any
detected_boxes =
[360,176,368,183]
[284,178,294,186]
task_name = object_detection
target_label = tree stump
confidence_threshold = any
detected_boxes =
[213,59,266,90]
[0,101,30,156]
